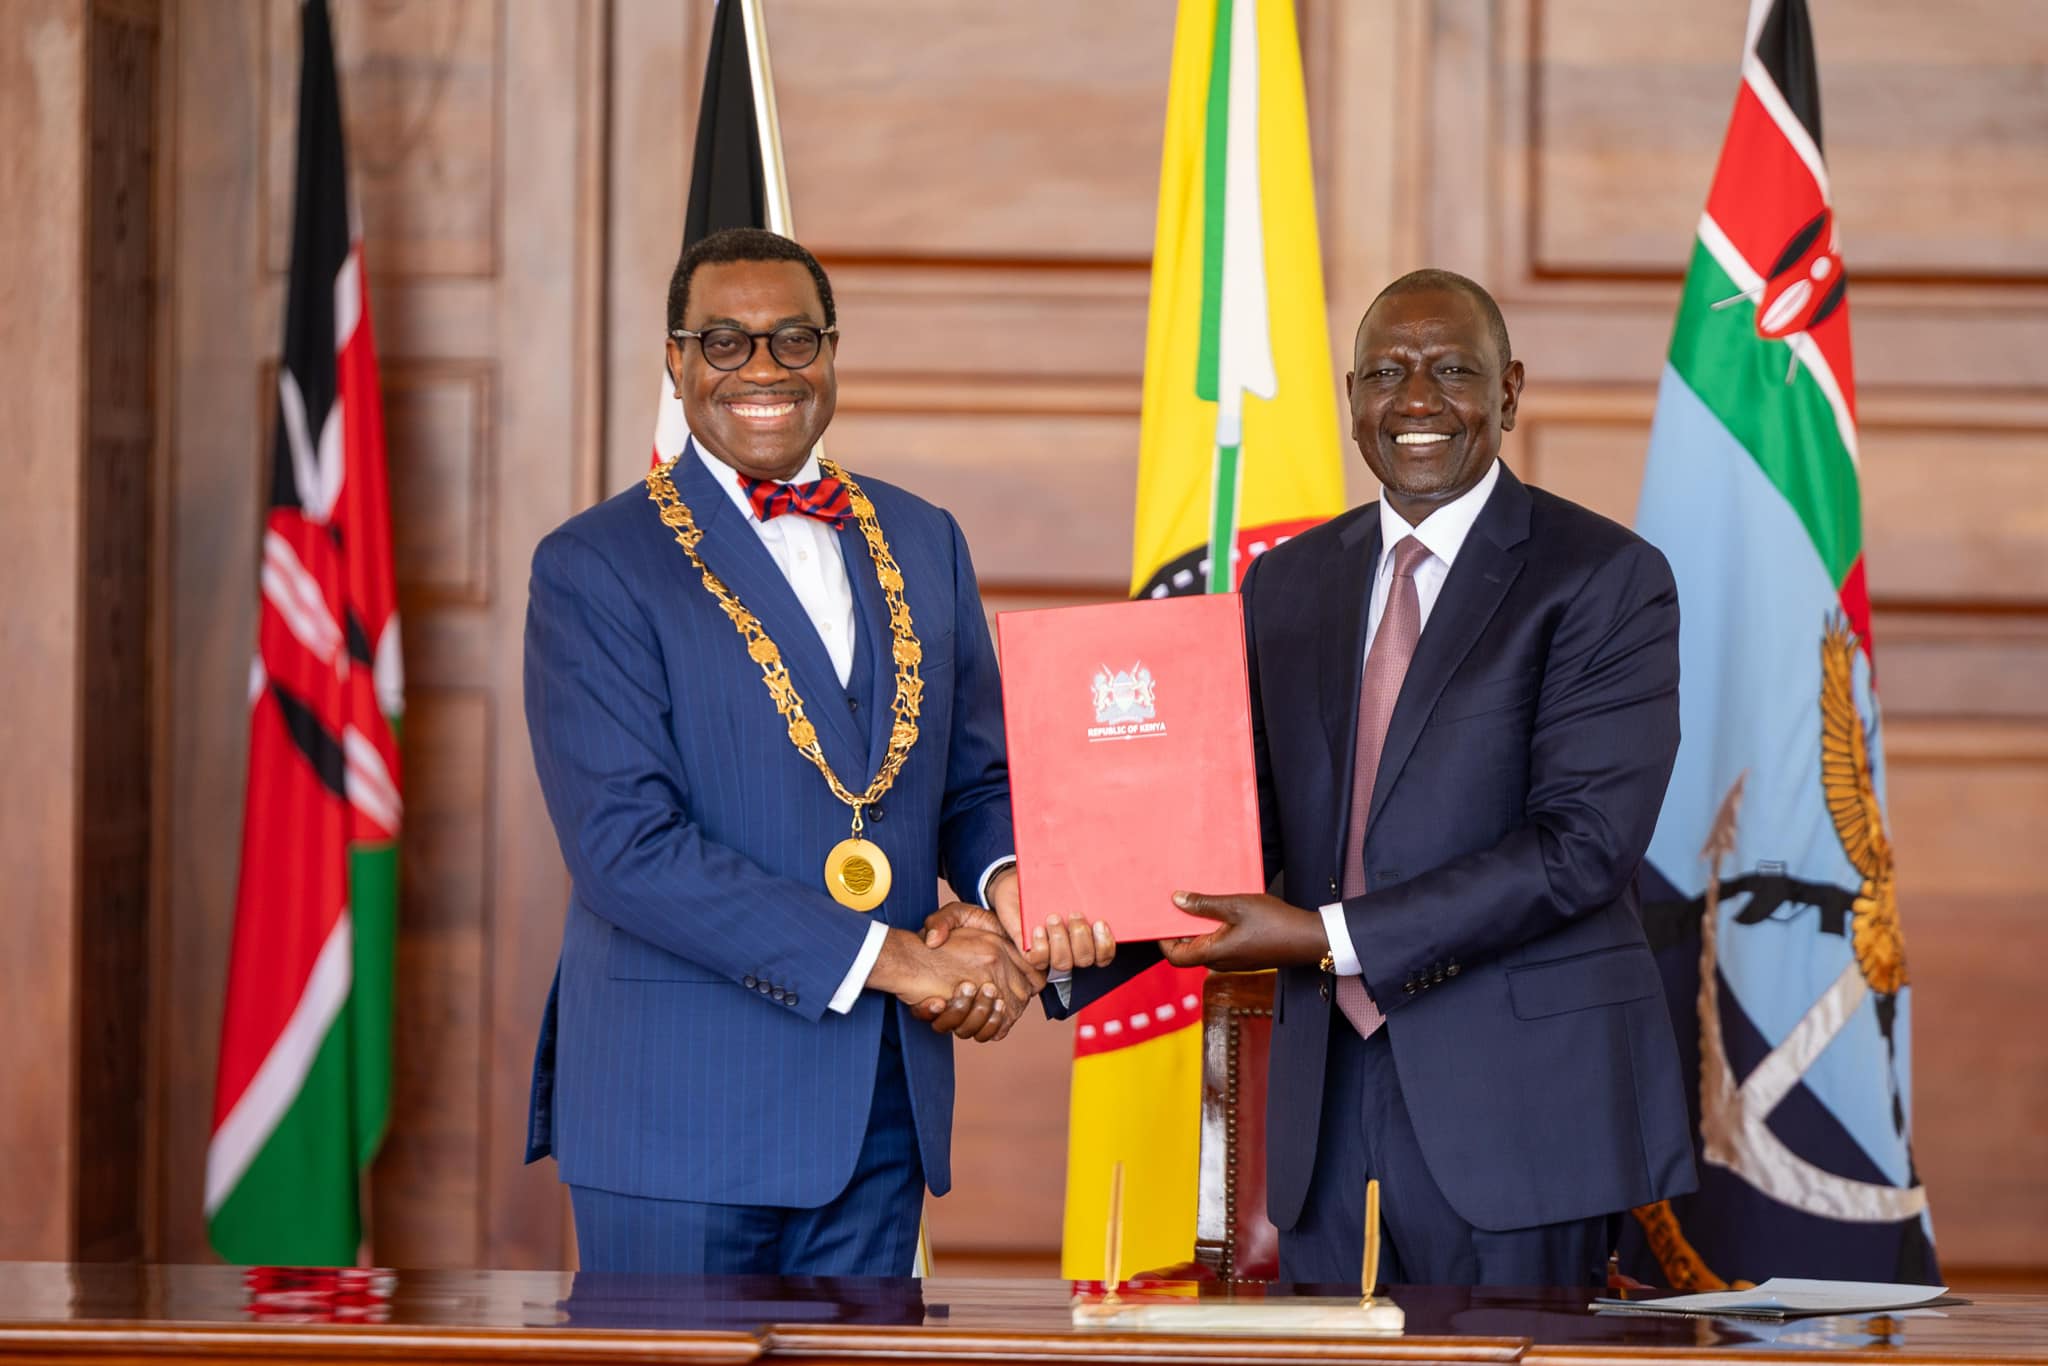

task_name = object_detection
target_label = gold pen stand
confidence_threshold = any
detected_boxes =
[1070,1167,1403,1333]
[1071,1290,1405,1335]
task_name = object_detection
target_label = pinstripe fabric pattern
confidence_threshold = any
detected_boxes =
[523,447,1014,1211]
[567,1012,924,1275]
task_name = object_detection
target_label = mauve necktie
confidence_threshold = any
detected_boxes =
[1335,534,1432,1038]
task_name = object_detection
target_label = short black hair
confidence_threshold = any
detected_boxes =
[667,227,836,335]
[1359,268,1512,367]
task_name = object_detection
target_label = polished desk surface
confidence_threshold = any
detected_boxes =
[0,1266,2040,1366]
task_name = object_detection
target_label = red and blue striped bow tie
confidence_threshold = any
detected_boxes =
[738,472,853,529]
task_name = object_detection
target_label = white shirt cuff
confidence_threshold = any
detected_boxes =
[1318,901,1363,978]
[976,856,1017,909]
[1052,976,1073,1009]
[829,919,890,1015]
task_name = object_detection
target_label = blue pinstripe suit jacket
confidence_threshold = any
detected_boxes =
[521,446,1014,1207]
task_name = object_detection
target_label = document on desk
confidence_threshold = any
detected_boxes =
[996,594,1263,942]
[1593,1278,1950,1319]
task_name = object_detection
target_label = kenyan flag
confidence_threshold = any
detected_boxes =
[207,0,402,1266]
[1625,0,1935,1287]
[1063,0,1344,1280]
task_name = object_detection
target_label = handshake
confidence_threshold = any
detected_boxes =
[865,866,1116,1044]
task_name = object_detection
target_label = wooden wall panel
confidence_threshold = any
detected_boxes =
[0,0,89,1264]
[600,0,697,496]
[75,0,162,1264]
[260,0,501,277]
[385,362,493,604]
[927,1016,1076,1258]
[1531,0,2048,278]
[1887,732,2048,1268]
[370,691,490,1265]
[774,1,1171,261]
[132,0,2048,1279]
[827,411,1138,590]
[160,0,264,1268]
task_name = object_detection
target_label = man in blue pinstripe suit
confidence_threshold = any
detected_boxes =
[523,229,1109,1275]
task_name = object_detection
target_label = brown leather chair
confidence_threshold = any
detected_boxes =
[1191,970,1280,1281]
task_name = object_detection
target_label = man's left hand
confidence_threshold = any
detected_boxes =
[942,871,1117,974]
[1158,891,1328,972]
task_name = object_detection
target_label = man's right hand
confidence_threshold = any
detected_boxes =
[869,924,1043,1042]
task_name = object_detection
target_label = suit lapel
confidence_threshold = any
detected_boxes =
[1318,511,1382,762]
[1367,466,1531,831]
[672,443,870,774]
[837,516,895,787]
[1318,509,1381,871]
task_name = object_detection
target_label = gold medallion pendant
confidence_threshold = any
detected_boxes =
[825,836,892,912]
[645,456,924,915]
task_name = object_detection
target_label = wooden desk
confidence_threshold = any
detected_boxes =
[0,1267,2039,1366]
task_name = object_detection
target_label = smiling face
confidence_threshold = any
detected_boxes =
[1346,286,1523,526]
[666,258,837,482]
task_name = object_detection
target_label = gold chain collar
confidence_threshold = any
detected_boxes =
[643,456,925,837]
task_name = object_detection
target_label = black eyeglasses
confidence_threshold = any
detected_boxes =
[670,323,838,372]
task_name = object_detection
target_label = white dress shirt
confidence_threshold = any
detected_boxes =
[690,436,1013,1012]
[1318,458,1503,977]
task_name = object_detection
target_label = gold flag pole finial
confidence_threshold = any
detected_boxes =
[1362,1178,1382,1304]
[1103,1161,1126,1304]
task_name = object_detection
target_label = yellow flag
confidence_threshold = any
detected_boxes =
[1063,0,1344,1280]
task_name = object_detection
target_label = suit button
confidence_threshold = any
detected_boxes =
[1431,969,1446,984]
[1403,980,1418,995]
[847,696,859,711]
[786,992,799,1007]
[771,988,787,1003]
[1447,962,1460,977]
[743,975,758,989]
[869,804,885,823]
[1327,877,1338,896]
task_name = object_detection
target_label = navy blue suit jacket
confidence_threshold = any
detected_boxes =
[521,447,1013,1207]
[1065,466,1696,1233]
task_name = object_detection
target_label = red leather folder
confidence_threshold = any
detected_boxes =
[996,594,1264,942]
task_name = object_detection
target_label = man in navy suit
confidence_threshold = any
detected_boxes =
[1155,271,1696,1286]
[522,229,1106,1275]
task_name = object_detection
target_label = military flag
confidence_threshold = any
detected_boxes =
[1625,0,1937,1287]
[1063,0,1345,1279]
[208,0,403,1265]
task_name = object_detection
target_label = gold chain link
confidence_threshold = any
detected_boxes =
[644,457,923,830]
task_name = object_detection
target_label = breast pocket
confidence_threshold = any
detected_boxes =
[605,925,724,983]
[915,629,955,678]
[1429,667,1539,726]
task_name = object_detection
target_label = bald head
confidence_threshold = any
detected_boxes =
[1356,268,1512,369]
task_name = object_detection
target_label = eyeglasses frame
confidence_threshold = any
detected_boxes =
[668,322,840,372]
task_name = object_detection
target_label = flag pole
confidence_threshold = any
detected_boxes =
[734,0,826,475]
[737,0,794,236]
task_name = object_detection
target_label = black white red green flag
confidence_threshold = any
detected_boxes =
[208,0,402,1266]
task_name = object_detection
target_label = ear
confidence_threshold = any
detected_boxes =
[1499,358,1525,432]
[664,337,686,397]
